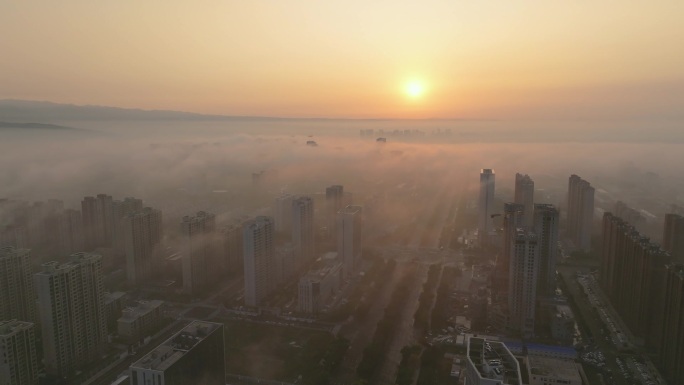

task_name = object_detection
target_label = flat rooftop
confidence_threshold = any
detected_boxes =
[130,321,221,372]
[119,300,164,322]
[467,337,522,385]
[338,205,362,214]
[0,320,33,336]
[302,262,342,281]
[105,291,126,303]
[527,356,581,381]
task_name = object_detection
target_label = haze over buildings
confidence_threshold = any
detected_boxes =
[1,2,684,384]
[478,169,495,247]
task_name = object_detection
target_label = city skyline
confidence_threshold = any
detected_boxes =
[1,2,683,119]
[2,2,684,384]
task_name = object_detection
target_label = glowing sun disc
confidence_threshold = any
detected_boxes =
[405,81,425,98]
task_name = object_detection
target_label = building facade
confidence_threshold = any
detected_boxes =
[660,264,684,384]
[58,209,84,256]
[494,203,524,298]
[326,185,351,239]
[298,262,342,313]
[243,216,275,307]
[0,247,36,323]
[220,222,244,274]
[81,194,114,249]
[0,320,38,385]
[111,197,144,254]
[514,173,535,228]
[123,207,163,285]
[663,213,684,262]
[337,205,362,279]
[117,300,164,343]
[292,196,315,269]
[180,211,215,295]
[35,253,107,378]
[478,169,495,247]
[600,212,670,352]
[508,230,539,338]
[273,194,294,234]
[533,204,559,296]
[566,175,595,251]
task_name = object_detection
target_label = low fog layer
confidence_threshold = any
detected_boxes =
[1,119,682,224]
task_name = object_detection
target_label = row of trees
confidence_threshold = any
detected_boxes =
[356,270,418,382]
[414,264,442,331]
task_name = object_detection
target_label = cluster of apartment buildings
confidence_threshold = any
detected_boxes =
[247,185,362,311]
[481,171,571,339]
[600,211,684,383]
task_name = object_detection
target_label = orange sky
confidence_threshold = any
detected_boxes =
[1,1,683,119]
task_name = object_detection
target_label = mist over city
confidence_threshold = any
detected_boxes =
[2,2,684,385]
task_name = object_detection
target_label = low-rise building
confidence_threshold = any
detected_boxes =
[298,262,342,313]
[117,300,164,343]
[129,321,225,385]
[465,336,523,385]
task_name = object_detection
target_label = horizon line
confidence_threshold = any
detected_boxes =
[0,98,493,122]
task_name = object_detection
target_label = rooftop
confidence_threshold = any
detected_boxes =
[467,337,522,385]
[338,205,362,215]
[119,300,164,321]
[527,356,581,381]
[302,262,342,282]
[105,291,126,304]
[130,321,221,372]
[0,320,33,336]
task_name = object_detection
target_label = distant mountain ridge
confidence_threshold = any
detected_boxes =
[0,121,74,129]
[0,99,463,122]
[0,99,263,122]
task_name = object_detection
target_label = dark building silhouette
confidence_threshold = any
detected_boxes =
[326,185,345,238]
[566,175,594,251]
[493,203,524,298]
[180,211,216,295]
[129,321,225,385]
[81,194,113,249]
[534,204,559,296]
[514,173,534,228]
[663,213,684,262]
[292,196,315,269]
[660,264,684,384]
[0,320,39,385]
[600,213,670,353]
[0,247,36,323]
[35,253,107,378]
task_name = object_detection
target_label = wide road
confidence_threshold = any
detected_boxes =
[333,263,406,385]
[377,264,427,384]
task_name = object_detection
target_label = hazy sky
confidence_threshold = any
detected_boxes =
[2,1,683,118]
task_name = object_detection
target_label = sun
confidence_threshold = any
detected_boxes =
[405,80,425,99]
